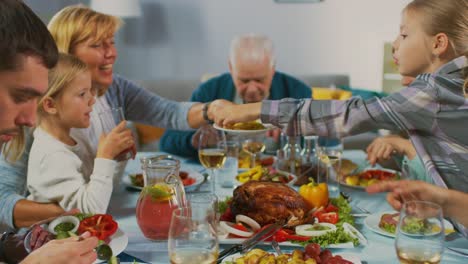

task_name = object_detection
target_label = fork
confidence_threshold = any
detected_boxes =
[271,240,283,255]
[355,205,371,214]
[446,247,468,257]
[193,172,209,192]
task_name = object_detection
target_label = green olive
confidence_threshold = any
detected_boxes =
[96,244,113,261]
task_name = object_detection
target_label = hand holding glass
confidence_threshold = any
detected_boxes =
[98,107,135,161]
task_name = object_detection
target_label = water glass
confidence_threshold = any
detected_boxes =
[98,107,133,161]
[168,206,219,264]
[217,141,239,188]
[316,137,343,198]
[395,200,444,264]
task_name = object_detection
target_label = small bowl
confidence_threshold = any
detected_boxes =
[47,215,80,235]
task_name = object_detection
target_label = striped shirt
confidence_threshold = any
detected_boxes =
[261,56,468,193]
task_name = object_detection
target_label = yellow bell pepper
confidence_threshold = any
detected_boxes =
[299,181,329,209]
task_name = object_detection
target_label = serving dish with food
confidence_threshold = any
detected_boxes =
[213,121,275,135]
[235,166,296,185]
[217,181,365,249]
[340,168,400,189]
[221,244,361,264]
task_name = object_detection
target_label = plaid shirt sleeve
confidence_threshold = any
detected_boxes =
[260,79,438,138]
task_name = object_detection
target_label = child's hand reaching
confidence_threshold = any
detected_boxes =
[366,135,416,166]
[97,121,135,160]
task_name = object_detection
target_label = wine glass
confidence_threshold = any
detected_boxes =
[395,200,444,264]
[316,137,343,198]
[168,205,219,264]
[242,133,265,168]
[198,125,227,194]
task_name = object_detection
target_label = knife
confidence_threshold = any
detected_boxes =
[216,223,283,264]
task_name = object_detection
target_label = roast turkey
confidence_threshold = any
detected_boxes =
[230,181,311,227]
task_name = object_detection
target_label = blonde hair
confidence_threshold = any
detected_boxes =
[38,53,89,117]
[229,34,275,69]
[3,54,88,163]
[404,0,468,95]
[48,5,122,53]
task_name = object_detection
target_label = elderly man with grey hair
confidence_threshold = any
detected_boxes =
[160,34,312,157]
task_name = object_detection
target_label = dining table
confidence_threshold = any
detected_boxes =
[108,150,468,264]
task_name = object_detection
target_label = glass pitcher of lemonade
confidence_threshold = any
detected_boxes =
[136,155,187,240]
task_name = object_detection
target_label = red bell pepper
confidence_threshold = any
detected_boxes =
[77,214,118,240]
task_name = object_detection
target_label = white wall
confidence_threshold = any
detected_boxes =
[26,0,411,91]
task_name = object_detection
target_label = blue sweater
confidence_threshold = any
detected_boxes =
[160,71,312,157]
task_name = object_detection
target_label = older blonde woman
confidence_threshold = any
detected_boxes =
[0,5,231,229]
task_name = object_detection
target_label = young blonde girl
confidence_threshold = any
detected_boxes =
[212,0,468,192]
[27,53,134,213]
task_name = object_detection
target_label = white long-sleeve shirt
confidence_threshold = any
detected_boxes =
[27,127,116,214]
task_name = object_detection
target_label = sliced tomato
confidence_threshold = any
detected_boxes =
[220,207,234,222]
[182,177,196,186]
[317,212,339,224]
[324,203,339,213]
[77,214,118,240]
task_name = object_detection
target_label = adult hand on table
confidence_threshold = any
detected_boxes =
[21,232,98,264]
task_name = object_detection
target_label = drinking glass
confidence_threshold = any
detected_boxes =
[217,141,239,188]
[241,133,265,168]
[168,205,219,264]
[98,107,134,161]
[198,125,227,194]
[316,137,343,198]
[395,200,444,264]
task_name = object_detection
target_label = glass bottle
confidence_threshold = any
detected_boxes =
[136,155,187,240]
[282,136,302,174]
[299,136,319,182]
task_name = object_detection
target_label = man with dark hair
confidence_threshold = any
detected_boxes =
[0,1,98,263]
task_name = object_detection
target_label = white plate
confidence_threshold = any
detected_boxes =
[124,169,205,192]
[213,123,275,135]
[221,252,361,263]
[364,211,455,238]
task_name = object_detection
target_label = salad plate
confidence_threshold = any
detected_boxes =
[364,211,454,238]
